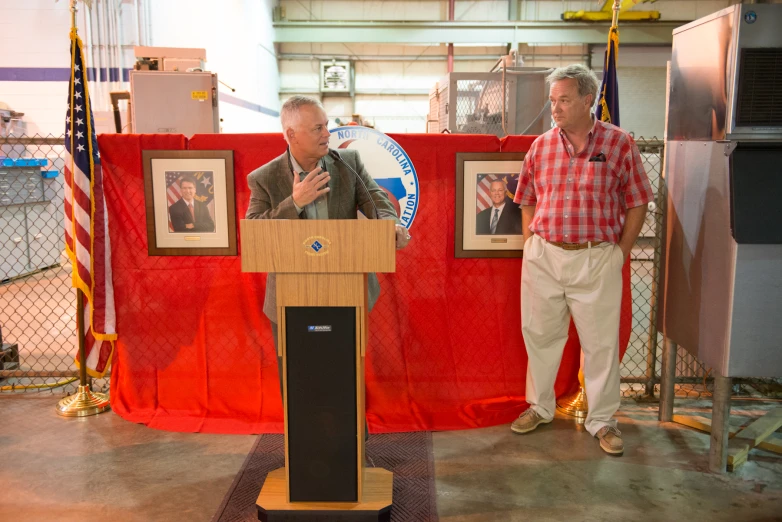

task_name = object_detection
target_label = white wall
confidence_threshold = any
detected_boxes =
[0,0,120,136]
[148,0,280,133]
[589,47,671,139]
[0,0,279,136]
[616,67,667,140]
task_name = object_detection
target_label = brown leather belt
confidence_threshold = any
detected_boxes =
[547,240,604,250]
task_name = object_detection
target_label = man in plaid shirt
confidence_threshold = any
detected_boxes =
[511,64,653,455]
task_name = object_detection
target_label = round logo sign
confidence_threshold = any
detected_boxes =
[744,11,757,24]
[329,126,419,229]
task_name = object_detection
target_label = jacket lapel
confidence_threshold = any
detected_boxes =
[323,154,344,218]
[273,152,296,211]
[274,151,348,219]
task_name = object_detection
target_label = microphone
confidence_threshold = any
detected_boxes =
[328,149,380,220]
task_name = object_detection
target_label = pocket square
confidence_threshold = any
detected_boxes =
[589,152,607,162]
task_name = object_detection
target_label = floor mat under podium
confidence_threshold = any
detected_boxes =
[212,432,438,522]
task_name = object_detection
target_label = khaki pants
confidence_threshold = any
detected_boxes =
[521,234,623,436]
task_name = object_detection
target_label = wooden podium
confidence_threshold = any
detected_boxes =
[240,219,396,522]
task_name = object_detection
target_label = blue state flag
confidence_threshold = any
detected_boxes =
[595,26,620,127]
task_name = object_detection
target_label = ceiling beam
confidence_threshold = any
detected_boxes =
[278,53,589,62]
[280,87,430,95]
[273,20,681,45]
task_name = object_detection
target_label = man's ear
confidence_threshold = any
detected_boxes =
[286,128,295,143]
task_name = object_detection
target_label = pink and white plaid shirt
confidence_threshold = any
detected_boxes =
[513,119,654,244]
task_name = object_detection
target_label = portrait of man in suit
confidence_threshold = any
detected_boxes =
[476,179,522,235]
[168,175,216,233]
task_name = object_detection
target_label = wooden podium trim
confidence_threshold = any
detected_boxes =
[257,467,392,512]
[278,306,290,502]
[241,219,395,274]
[277,274,364,308]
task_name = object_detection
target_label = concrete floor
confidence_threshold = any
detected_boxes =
[1,396,781,522]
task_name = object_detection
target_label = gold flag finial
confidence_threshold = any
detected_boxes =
[65,0,94,31]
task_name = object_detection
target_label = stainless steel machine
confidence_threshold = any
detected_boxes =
[658,3,782,473]
[130,70,219,135]
[659,3,782,379]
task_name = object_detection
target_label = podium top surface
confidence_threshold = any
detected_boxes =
[240,219,396,274]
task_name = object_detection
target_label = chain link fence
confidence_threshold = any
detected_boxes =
[0,135,108,394]
[620,137,665,398]
[429,74,519,137]
[453,78,510,137]
[1,134,778,401]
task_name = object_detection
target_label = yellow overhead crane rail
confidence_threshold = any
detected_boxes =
[563,0,660,22]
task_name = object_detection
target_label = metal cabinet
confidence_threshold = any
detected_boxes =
[0,160,61,281]
[0,205,29,279]
[26,200,61,271]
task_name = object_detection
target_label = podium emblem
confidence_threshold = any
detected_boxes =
[303,235,331,256]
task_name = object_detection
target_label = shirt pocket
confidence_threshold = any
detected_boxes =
[579,161,619,200]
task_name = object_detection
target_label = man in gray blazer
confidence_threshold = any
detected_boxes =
[246,95,411,402]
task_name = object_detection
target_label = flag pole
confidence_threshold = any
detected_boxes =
[556,0,623,424]
[57,0,110,417]
[612,0,621,28]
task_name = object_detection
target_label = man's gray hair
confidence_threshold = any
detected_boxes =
[280,95,324,136]
[546,64,599,102]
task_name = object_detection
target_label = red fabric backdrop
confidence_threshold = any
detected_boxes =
[99,133,632,434]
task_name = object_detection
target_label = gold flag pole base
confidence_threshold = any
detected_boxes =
[556,386,588,424]
[56,385,111,417]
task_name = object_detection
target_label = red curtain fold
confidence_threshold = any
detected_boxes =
[100,132,631,434]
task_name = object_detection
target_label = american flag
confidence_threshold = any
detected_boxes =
[475,173,517,213]
[165,172,183,232]
[63,28,116,377]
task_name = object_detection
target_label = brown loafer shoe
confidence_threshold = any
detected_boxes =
[511,408,552,434]
[596,426,624,455]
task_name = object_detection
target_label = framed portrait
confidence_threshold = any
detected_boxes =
[455,152,526,258]
[142,150,237,256]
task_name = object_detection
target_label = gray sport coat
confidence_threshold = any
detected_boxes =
[245,148,400,322]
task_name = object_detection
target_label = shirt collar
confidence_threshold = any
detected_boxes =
[289,152,305,175]
[558,115,599,139]
[558,116,600,155]
[492,202,506,213]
